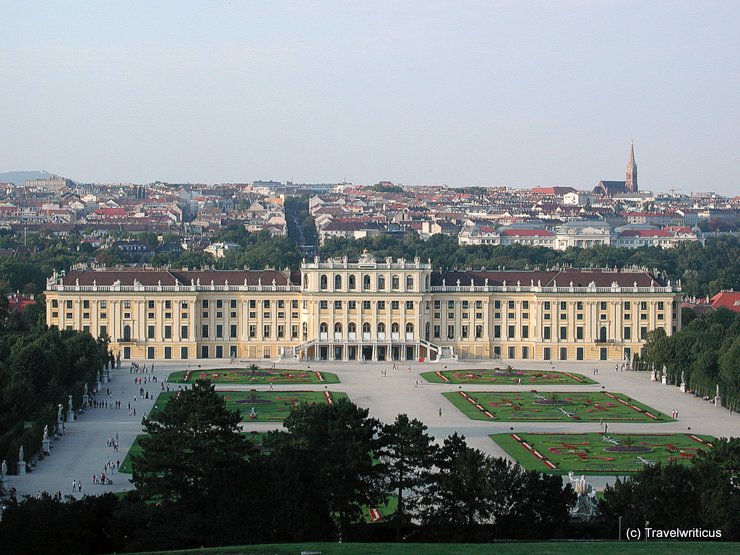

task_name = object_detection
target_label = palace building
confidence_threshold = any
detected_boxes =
[45,251,681,363]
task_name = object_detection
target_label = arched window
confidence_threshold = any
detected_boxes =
[363,275,371,290]
[391,322,400,333]
[320,322,328,333]
[123,324,131,341]
[378,322,386,333]
[378,275,386,290]
[406,322,414,333]
[406,275,414,290]
[320,274,328,290]
[599,326,607,342]
[425,276,429,290]
[303,275,309,289]
[334,275,342,290]
[348,322,357,333]
[391,275,400,290]
[349,275,356,290]
[334,322,342,333]
[362,322,371,333]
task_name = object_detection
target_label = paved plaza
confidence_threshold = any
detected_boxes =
[6,358,738,498]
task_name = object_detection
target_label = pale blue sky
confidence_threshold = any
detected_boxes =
[1,1,738,194]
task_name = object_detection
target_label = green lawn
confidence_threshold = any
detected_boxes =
[152,390,348,422]
[119,431,271,474]
[422,368,596,385]
[168,367,340,384]
[128,541,739,555]
[492,432,715,475]
[445,391,672,422]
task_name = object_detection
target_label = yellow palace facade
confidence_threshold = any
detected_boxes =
[45,252,681,363]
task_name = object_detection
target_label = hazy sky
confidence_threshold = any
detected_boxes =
[1,1,738,195]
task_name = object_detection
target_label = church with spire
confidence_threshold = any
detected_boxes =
[594,143,638,196]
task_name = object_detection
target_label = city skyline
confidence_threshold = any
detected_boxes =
[1,1,738,195]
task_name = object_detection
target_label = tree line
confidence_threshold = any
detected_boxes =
[2,380,737,554]
[640,308,740,410]
[0,212,737,299]
[320,234,740,298]
[0,327,109,474]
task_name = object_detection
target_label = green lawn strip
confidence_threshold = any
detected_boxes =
[119,432,271,474]
[152,390,348,422]
[421,368,596,385]
[168,368,340,384]
[491,432,715,475]
[126,541,739,555]
[444,391,672,422]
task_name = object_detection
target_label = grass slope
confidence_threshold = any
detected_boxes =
[129,541,739,555]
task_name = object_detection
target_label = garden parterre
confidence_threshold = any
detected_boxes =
[491,432,714,475]
[445,390,672,422]
[422,368,596,385]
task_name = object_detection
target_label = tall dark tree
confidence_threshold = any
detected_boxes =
[418,433,494,535]
[132,379,249,505]
[377,413,437,539]
[282,397,383,539]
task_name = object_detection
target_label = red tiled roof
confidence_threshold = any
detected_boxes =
[710,291,740,312]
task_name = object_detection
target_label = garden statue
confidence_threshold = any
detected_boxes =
[68,395,73,412]
[43,426,49,441]
[18,446,23,462]
[85,382,89,394]
[569,473,597,520]
[681,371,685,384]
[1,459,6,479]
[716,384,720,397]
[97,370,101,383]
[57,404,63,421]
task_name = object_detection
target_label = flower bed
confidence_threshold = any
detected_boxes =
[444,391,672,422]
[422,368,596,385]
[491,432,714,475]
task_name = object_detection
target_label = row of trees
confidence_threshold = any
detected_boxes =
[0,207,737,298]
[2,380,737,553]
[599,438,740,540]
[640,308,740,409]
[321,234,740,298]
[0,328,109,472]
[132,382,575,543]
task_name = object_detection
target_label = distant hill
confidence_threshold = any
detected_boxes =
[0,170,70,185]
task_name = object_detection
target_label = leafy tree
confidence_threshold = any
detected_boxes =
[376,413,437,539]
[282,397,383,538]
[132,379,249,505]
[419,433,494,533]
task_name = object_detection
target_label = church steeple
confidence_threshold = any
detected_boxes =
[625,143,638,192]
